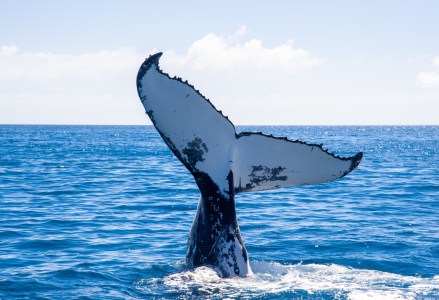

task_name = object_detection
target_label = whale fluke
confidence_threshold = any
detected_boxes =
[136,52,362,277]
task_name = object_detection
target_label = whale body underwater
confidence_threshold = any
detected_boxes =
[136,52,363,277]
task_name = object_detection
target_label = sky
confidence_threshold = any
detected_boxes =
[1,1,438,125]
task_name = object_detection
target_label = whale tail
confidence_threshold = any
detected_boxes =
[137,52,362,197]
[136,52,362,277]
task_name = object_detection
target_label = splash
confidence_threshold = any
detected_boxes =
[136,261,439,299]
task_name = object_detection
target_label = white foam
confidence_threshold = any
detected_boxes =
[138,262,439,299]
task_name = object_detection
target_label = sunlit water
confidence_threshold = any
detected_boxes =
[1,125,438,299]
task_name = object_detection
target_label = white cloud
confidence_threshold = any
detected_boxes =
[0,28,325,125]
[163,28,321,73]
[0,27,319,83]
[0,45,144,81]
[235,25,248,36]
[0,45,150,125]
[0,45,18,56]
[417,56,439,87]
[417,71,439,87]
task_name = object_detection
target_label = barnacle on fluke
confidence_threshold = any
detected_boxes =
[136,52,362,277]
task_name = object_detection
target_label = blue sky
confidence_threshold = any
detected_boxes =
[1,1,438,125]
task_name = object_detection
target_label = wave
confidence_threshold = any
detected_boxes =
[136,261,439,299]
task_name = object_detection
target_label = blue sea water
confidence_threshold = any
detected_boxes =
[0,125,438,299]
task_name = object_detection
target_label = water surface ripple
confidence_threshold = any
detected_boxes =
[0,125,438,299]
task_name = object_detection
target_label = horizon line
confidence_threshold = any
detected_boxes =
[1,123,438,127]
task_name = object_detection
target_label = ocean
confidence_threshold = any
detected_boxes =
[0,125,438,299]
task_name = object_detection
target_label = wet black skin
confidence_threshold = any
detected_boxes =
[186,171,250,277]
